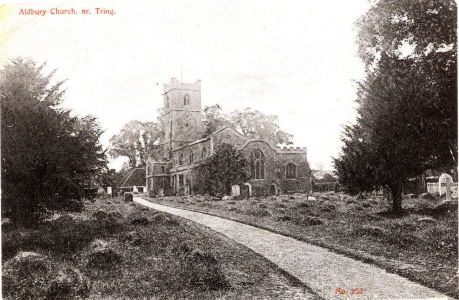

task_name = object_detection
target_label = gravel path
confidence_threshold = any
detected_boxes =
[134,197,448,300]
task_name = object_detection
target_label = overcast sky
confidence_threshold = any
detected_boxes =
[1,0,370,170]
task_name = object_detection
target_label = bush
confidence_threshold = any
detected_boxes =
[2,252,90,299]
[1,58,106,226]
[191,144,248,196]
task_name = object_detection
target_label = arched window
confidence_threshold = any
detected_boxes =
[202,147,207,159]
[184,94,190,106]
[250,149,265,179]
[161,166,165,173]
[189,152,194,164]
[179,153,183,165]
[286,162,297,179]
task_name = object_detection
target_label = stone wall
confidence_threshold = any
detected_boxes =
[146,159,172,196]
[239,140,311,196]
[162,78,203,151]
[211,127,245,150]
[171,139,212,168]
[148,176,171,196]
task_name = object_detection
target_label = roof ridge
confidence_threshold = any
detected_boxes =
[119,168,136,187]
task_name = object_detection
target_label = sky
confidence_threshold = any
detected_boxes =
[1,0,371,170]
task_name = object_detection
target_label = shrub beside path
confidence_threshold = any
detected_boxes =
[134,197,448,300]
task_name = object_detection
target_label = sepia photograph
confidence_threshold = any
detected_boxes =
[0,0,457,299]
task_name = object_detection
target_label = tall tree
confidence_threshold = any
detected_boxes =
[109,120,162,167]
[230,108,294,145]
[335,0,457,211]
[357,0,457,167]
[201,104,232,137]
[200,105,294,145]
[356,0,456,68]
[333,125,375,195]
[192,143,248,196]
[1,58,106,225]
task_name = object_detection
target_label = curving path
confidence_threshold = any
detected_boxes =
[134,197,449,300]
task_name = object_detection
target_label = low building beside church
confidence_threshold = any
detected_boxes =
[146,77,312,197]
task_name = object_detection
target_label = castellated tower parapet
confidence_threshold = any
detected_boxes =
[163,77,201,93]
[161,77,203,158]
[162,77,202,113]
[276,146,308,154]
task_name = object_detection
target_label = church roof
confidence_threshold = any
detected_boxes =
[118,167,146,187]
[171,126,245,152]
[210,126,244,137]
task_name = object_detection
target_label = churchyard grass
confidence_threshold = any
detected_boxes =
[2,197,313,299]
[144,192,458,298]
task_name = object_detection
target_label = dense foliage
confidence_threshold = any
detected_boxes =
[109,120,162,167]
[192,143,248,196]
[334,0,457,211]
[1,58,106,225]
[201,105,294,145]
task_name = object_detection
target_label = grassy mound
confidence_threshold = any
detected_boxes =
[172,243,230,291]
[3,251,90,299]
[83,239,122,269]
[152,212,179,226]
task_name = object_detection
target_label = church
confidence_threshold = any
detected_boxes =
[146,78,312,197]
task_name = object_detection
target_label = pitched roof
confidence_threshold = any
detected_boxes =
[171,126,245,152]
[119,167,146,187]
[211,126,244,137]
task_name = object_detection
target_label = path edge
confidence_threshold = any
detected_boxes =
[137,196,453,299]
[134,197,324,300]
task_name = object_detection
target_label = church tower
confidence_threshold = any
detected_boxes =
[161,77,203,158]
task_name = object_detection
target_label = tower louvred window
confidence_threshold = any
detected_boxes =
[184,94,190,106]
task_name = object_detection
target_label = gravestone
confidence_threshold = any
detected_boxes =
[439,173,453,198]
[107,187,112,195]
[231,185,240,197]
[124,192,133,202]
[268,184,277,196]
[240,185,250,199]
